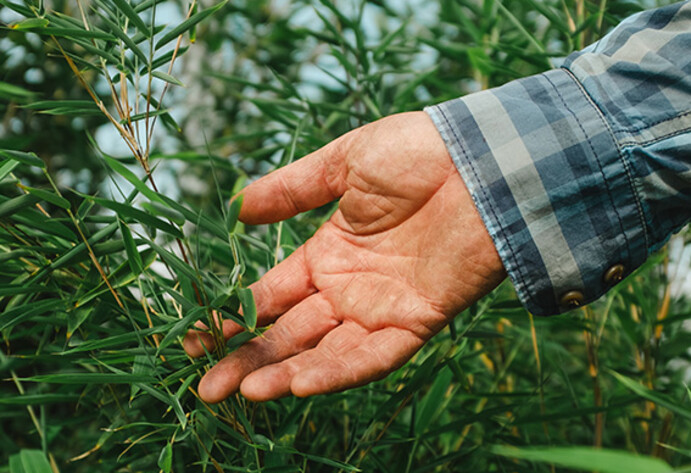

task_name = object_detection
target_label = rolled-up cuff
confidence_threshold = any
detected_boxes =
[425,68,647,315]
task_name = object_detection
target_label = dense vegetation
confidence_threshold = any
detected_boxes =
[1,0,689,472]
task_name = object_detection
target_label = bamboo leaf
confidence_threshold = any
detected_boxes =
[158,443,173,473]
[0,299,64,331]
[491,445,673,473]
[148,241,199,283]
[19,373,155,384]
[118,218,143,275]
[609,370,691,421]
[19,450,53,473]
[120,108,171,124]
[0,81,37,101]
[94,10,148,64]
[89,196,184,239]
[156,306,206,353]
[10,18,50,29]
[155,193,227,240]
[102,155,166,205]
[0,394,80,405]
[151,70,185,87]
[110,0,151,37]
[0,194,41,219]
[0,150,45,168]
[155,1,228,51]
[21,185,70,210]
[225,195,242,234]
[49,222,118,270]
[33,27,116,41]
[141,202,186,226]
[237,287,257,331]
[0,160,20,181]
[24,99,99,115]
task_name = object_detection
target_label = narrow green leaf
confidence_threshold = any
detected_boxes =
[0,394,80,405]
[416,366,453,433]
[134,0,166,13]
[156,306,206,353]
[151,70,185,87]
[133,382,187,428]
[120,108,170,124]
[118,218,143,275]
[9,453,24,473]
[10,18,50,29]
[609,370,691,421]
[0,194,41,219]
[0,159,19,181]
[67,306,93,338]
[0,299,65,331]
[226,195,242,234]
[102,155,165,205]
[0,0,33,16]
[19,450,53,473]
[34,27,116,41]
[155,1,228,51]
[141,202,186,226]
[145,46,189,73]
[158,443,173,473]
[24,99,98,112]
[237,287,257,331]
[300,452,360,471]
[94,10,148,64]
[658,443,691,459]
[111,0,151,37]
[148,241,199,283]
[63,323,165,354]
[89,196,183,238]
[491,446,672,473]
[0,149,45,168]
[49,222,118,270]
[0,284,50,297]
[19,373,155,384]
[12,210,76,240]
[74,248,155,307]
[21,186,70,210]
[0,81,36,101]
[156,193,227,240]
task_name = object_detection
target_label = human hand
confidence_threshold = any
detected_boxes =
[184,111,506,403]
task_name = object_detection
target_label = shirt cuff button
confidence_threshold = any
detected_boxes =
[603,264,625,286]
[560,291,585,309]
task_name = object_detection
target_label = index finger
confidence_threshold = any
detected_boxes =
[237,132,352,224]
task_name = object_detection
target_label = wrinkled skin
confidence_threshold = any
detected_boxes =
[183,111,506,403]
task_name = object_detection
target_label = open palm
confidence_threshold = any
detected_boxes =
[184,112,505,403]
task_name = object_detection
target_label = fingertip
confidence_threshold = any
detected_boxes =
[197,374,224,404]
[235,180,272,225]
[198,359,242,404]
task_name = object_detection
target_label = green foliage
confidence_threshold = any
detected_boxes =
[1,0,690,472]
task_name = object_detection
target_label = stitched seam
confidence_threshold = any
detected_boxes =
[611,108,691,134]
[545,71,632,266]
[436,106,538,310]
[561,67,650,252]
[619,125,691,148]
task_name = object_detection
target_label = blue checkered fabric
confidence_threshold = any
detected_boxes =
[426,1,691,315]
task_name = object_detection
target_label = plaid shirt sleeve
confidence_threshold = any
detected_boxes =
[425,1,691,316]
